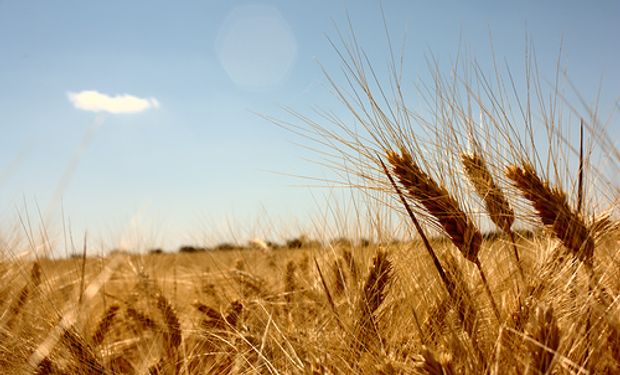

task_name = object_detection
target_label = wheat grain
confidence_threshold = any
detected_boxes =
[462,152,525,280]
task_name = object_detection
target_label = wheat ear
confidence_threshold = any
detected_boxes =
[462,152,525,280]
[507,161,595,364]
[505,162,594,268]
[126,306,160,331]
[380,154,486,338]
[91,304,120,346]
[62,329,106,374]
[377,156,456,299]
[284,260,297,306]
[525,305,560,374]
[388,149,482,263]
[352,250,392,357]
[6,261,42,329]
[34,358,56,375]
[155,293,182,350]
[387,149,501,321]
[225,300,243,328]
[462,153,515,233]
[150,293,182,375]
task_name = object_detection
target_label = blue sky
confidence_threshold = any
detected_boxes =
[0,1,618,254]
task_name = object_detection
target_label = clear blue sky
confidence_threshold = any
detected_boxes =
[0,1,618,254]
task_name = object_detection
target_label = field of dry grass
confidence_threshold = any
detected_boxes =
[2,32,619,374]
[1,227,618,374]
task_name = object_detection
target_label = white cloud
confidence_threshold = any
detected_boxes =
[68,90,159,114]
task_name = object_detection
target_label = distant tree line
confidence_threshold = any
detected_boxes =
[145,229,536,255]
[149,235,371,254]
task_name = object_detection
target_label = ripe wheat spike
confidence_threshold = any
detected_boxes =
[506,162,594,268]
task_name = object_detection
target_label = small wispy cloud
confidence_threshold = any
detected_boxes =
[68,90,159,114]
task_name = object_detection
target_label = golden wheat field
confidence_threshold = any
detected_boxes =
[2,226,619,374]
[2,5,620,374]
[3,100,620,374]
[3,81,620,374]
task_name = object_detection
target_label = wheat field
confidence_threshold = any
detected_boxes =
[1,225,618,374]
[2,33,619,375]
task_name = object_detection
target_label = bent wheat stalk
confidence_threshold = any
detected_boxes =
[381,155,487,357]
[507,161,595,362]
[378,156,456,299]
